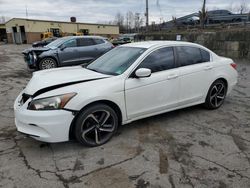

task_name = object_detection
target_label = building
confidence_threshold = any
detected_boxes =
[5,18,119,44]
[0,23,6,41]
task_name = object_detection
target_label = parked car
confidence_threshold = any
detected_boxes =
[207,10,249,23]
[14,41,238,146]
[32,37,58,47]
[111,37,132,46]
[22,36,114,70]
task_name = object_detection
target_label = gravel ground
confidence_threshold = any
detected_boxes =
[0,44,250,188]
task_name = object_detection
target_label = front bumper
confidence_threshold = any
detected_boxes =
[23,53,37,69]
[14,92,75,143]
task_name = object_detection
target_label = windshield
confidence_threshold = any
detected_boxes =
[86,47,146,75]
[46,37,70,49]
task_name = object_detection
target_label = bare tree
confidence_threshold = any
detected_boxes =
[114,12,125,32]
[238,1,249,14]
[126,11,134,33]
[134,13,143,33]
[172,16,177,27]
[199,0,208,29]
[0,16,5,24]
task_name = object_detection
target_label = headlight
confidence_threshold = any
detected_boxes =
[28,93,76,110]
[32,51,37,62]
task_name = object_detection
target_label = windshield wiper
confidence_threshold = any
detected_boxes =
[85,67,100,73]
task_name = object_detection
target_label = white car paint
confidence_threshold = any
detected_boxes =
[14,41,238,143]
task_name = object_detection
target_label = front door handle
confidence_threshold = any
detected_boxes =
[204,65,213,70]
[167,74,178,80]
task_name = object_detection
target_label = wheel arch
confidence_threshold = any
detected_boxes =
[37,56,59,68]
[215,77,228,90]
[69,100,123,140]
[205,77,228,98]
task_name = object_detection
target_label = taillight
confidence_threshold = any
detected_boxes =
[230,63,237,70]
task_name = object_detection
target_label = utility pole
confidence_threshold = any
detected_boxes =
[25,5,28,19]
[145,0,149,32]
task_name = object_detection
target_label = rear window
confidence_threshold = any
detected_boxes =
[176,46,202,66]
[176,46,210,67]
[93,38,105,44]
[78,38,95,46]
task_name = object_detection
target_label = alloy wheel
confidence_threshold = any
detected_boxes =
[41,59,56,69]
[209,83,226,108]
[80,110,116,145]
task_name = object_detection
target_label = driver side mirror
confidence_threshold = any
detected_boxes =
[60,44,66,51]
[135,68,151,78]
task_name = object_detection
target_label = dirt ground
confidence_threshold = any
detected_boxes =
[0,44,250,188]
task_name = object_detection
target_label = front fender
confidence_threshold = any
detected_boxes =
[38,49,59,64]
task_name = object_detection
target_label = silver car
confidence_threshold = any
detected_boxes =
[22,36,114,70]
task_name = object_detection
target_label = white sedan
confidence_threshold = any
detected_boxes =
[14,41,238,146]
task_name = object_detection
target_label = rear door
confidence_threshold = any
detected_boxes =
[176,46,214,106]
[92,38,112,56]
[77,38,100,64]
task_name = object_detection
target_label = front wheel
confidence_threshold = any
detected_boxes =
[38,58,57,70]
[75,104,118,147]
[204,80,227,109]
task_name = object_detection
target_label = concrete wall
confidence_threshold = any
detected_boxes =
[143,30,250,59]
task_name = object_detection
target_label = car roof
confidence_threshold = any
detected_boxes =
[122,41,205,49]
[63,36,106,40]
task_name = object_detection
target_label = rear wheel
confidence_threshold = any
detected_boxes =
[204,80,227,109]
[75,104,118,147]
[38,58,57,70]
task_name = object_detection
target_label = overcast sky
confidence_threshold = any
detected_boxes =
[0,0,249,24]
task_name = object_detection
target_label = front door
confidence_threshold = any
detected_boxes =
[58,38,80,66]
[125,47,180,120]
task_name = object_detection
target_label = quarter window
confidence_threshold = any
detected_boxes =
[138,47,175,73]
[200,49,210,62]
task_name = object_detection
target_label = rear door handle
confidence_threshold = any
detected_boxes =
[204,65,213,70]
[167,74,178,80]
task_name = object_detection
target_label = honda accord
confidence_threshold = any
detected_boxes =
[14,41,238,146]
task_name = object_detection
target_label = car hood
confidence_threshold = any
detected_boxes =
[24,66,111,96]
[22,46,50,55]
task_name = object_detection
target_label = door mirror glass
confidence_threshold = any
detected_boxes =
[60,44,66,50]
[135,68,151,78]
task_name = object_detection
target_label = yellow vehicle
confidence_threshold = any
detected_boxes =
[73,32,83,36]
[40,32,53,40]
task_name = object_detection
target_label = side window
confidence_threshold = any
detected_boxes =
[138,47,175,73]
[94,38,105,44]
[63,39,77,48]
[78,38,95,46]
[200,49,210,62]
[176,46,203,66]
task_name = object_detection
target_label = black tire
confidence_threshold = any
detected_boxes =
[204,79,227,110]
[75,104,118,147]
[38,58,57,70]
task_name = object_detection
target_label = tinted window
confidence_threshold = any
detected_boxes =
[176,46,203,66]
[201,49,210,62]
[138,47,175,73]
[78,38,95,46]
[63,39,77,48]
[94,38,105,44]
